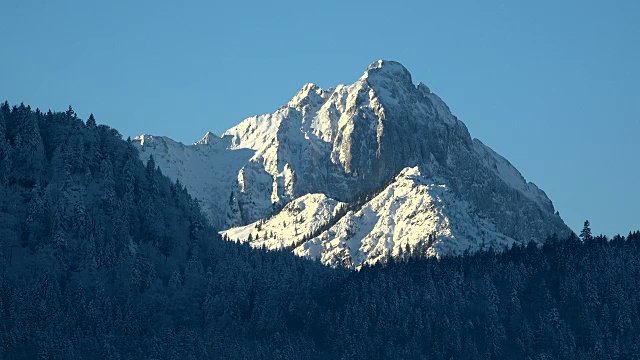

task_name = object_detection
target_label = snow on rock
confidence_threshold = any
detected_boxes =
[296,167,516,269]
[223,167,517,269]
[221,193,344,250]
[472,139,553,211]
[131,60,571,268]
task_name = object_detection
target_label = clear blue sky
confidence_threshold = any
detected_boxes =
[1,0,638,236]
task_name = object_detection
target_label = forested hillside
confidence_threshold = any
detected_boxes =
[1,103,639,359]
[324,232,640,359]
[0,103,342,359]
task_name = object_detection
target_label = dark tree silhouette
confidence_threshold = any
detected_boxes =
[580,220,592,241]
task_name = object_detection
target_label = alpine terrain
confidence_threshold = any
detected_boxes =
[133,60,570,268]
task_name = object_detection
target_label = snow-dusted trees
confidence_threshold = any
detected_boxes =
[1,103,640,359]
[7,104,45,188]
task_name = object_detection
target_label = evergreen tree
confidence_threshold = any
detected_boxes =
[7,104,45,188]
[580,220,592,241]
[86,113,97,128]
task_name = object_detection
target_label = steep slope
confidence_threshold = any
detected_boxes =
[221,193,345,251]
[225,167,516,268]
[133,60,571,264]
[472,139,553,210]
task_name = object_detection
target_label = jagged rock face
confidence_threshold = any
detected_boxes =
[294,168,511,268]
[220,61,472,211]
[133,60,570,267]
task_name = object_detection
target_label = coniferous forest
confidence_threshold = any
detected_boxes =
[1,103,640,359]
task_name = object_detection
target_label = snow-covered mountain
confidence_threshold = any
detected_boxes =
[222,167,518,269]
[132,60,570,268]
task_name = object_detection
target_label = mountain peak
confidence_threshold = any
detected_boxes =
[361,60,413,84]
[194,131,220,145]
[288,82,326,108]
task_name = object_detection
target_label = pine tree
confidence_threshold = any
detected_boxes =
[99,159,116,205]
[66,105,75,118]
[86,113,97,128]
[580,220,592,241]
